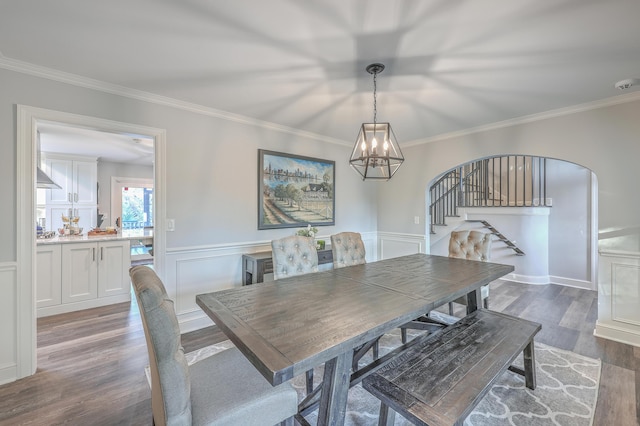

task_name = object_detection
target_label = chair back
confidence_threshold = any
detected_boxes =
[331,232,366,268]
[271,235,319,279]
[130,265,192,426]
[448,230,492,261]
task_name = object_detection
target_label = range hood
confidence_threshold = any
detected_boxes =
[37,166,61,189]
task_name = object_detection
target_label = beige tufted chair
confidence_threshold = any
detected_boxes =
[271,235,319,280]
[330,232,384,366]
[331,232,367,268]
[448,230,493,313]
[271,235,319,393]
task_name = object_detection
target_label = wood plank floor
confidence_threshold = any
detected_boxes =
[0,280,637,425]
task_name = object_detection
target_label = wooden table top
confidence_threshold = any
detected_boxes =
[196,253,514,386]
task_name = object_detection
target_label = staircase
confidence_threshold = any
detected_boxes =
[429,155,549,255]
[466,220,525,256]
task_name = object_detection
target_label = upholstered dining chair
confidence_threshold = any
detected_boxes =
[448,229,493,314]
[331,231,367,268]
[331,232,385,369]
[271,235,319,280]
[270,235,318,394]
[130,265,298,426]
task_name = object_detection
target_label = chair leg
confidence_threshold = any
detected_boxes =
[484,297,489,309]
[401,327,407,344]
[448,301,454,316]
[305,369,314,395]
[281,416,294,426]
[373,339,379,359]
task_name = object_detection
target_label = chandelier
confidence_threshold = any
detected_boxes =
[349,63,404,180]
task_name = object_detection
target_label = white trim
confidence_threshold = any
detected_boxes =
[594,321,640,348]
[599,249,640,259]
[110,176,154,229]
[403,91,640,147]
[0,262,18,384]
[548,275,593,291]
[5,55,640,150]
[499,273,549,285]
[0,56,349,147]
[36,294,131,318]
[464,207,551,217]
[16,105,167,380]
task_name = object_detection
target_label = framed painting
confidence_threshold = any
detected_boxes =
[258,149,335,230]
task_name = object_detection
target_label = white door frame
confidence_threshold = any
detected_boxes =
[16,105,166,379]
[110,176,154,228]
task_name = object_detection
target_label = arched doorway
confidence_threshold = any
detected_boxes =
[427,155,598,291]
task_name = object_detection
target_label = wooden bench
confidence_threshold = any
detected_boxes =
[362,310,541,426]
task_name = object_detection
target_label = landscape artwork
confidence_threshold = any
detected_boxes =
[258,150,335,230]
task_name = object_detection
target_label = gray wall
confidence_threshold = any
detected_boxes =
[0,67,378,263]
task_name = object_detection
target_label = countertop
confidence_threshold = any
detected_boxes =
[37,228,153,245]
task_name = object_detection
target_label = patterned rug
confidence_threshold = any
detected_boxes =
[153,330,600,426]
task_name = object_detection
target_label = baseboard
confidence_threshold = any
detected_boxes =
[36,293,131,318]
[548,275,594,291]
[178,310,215,334]
[594,321,640,348]
[500,273,549,285]
[0,362,17,386]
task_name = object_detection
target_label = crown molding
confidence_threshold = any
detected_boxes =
[402,90,640,148]
[0,55,351,147]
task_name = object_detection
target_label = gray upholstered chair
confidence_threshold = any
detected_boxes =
[271,235,319,280]
[331,232,366,268]
[130,265,297,426]
[448,229,493,314]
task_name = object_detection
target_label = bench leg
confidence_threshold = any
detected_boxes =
[305,369,314,395]
[378,403,396,426]
[523,340,536,390]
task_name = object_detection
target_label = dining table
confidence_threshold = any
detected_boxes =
[195,253,514,426]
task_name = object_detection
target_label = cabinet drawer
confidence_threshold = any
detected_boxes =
[318,249,333,264]
[262,259,273,274]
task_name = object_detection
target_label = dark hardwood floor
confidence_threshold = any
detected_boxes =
[0,280,637,425]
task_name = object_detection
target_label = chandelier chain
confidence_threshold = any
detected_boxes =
[373,70,377,125]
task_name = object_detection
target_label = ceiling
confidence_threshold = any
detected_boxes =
[3,0,640,153]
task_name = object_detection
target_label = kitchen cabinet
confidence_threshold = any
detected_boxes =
[37,239,131,317]
[43,153,97,232]
[36,244,62,308]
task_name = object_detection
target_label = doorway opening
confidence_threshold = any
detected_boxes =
[111,177,154,265]
[16,105,166,379]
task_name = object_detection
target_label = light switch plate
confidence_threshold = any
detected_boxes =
[167,219,175,231]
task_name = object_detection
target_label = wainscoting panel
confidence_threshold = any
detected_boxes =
[166,242,270,332]
[596,250,640,347]
[166,233,378,333]
[378,232,426,260]
[0,263,17,385]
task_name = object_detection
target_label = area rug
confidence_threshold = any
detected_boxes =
[148,331,600,426]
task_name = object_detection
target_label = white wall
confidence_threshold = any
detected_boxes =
[546,160,592,282]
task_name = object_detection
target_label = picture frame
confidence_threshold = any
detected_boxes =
[258,149,335,230]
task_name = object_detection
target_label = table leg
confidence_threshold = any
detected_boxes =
[466,288,481,314]
[317,351,351,426]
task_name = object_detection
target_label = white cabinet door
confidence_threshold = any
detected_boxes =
[73,161,98,205]
[36,245,62,308]
[61,243,98,303]
[98,240,131,298]
[45,157,74,205]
